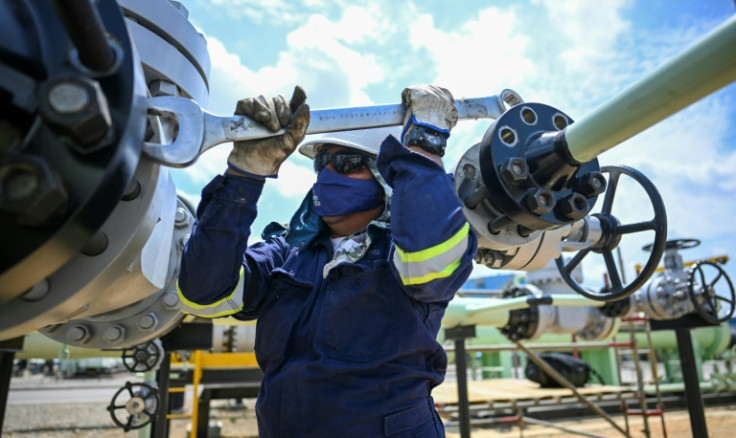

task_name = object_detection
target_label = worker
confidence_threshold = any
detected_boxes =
[177,84,477,437]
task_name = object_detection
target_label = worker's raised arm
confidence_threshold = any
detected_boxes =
[177,87,309,317]
[377,85,477,303]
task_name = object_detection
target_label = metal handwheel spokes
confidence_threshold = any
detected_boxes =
[122,340,163,372]
[644,238,700,252]
[688,260,736,324]
[556,165,667,301]
[107,381,159,432]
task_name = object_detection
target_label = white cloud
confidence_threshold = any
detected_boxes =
[455,2,736,288]
[184,0,736,291]
[269,159,317,197]
[408,8,536,97]
[533,0,631,68]
[330,6,389,44]
[600,91,736,239]
[207,0,302,24]
[520,1,736,254]
[201,37,260,114]
[285,12,387,106]
[176,36,263,187]
[178,3,402,208]
[182,142,230,186]
[179,25,376,186]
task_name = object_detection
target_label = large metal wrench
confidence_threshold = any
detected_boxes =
[142,89,523,167]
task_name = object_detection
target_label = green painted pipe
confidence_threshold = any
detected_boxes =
[438,325,597,346]
[565,16,736,163]
[15,332,121,359]
[639,380,736,394]
[613,323,732,358]
[442,297,515,327]
[442,295,604,328]
[441,323,732,358]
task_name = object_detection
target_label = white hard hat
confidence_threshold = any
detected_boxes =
[298,126,403,159]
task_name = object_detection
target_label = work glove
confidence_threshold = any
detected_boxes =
[400,85,458,157]
[227,86,310,178]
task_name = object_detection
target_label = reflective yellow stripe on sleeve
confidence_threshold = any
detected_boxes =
[393,223,469,285]
[177,266,246,318]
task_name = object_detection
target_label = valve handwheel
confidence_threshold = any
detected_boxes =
[688,260,736,324]
[107,381,159,432]
[122,340,163,372]
[643,238,700,252]
[556,165,667,301]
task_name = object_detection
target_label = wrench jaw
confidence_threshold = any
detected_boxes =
[455,91,523,121]
[143,96,206,168]
[499,89,524,110]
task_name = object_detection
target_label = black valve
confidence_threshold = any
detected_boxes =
[555,165,667,301]
[687,260,735,324]
[107,381,159,432]
[122,340,163,372]
[499,286,539,341]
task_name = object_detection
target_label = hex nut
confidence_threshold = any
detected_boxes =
[499,158,529,186]
[0,155,69,226]
[66,325,91,344]
[38,76,112,150]
[463,163,476,178]
[577,172,607,197]
[103,326,126,345]
[149,79,180,97]
[168,1,189,18]
[162,293,179,310]
[48,82,90,114]
[21,279,50,302]
[558,192,589,220]
[122,180,141,201]
[174,207,191,228]
[81,231,109,256]
[138,313,158,331]
[525,188,555,215]
[474,249,496,266]
[179,234,190,249]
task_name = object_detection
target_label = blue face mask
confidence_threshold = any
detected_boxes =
[312,168,383,216]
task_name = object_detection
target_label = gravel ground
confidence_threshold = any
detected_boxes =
[5,400,736,437]
[3,398,260,438]
[4,373,736,437]
[3,372,259,438]
[446,405,736,437]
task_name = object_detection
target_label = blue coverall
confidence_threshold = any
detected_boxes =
[178,136,477,437]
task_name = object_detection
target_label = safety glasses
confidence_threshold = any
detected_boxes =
[313,151,375,174]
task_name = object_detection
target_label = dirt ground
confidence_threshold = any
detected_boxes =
[4,397,736,437]
[3,398,259,438]
[446,405,736,437]
[4,371,736,438]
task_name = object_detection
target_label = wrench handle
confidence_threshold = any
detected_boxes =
[200,90,523,154]
[307,92,517,133]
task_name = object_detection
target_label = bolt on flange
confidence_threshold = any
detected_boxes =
[0,155,69,226]
[525,188,555,215]
[38,76,113,151]
[499,157,529,186]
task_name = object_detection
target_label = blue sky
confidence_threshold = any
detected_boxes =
[169,0,736,293]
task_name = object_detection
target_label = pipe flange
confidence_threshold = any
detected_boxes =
[499,286,539,341]
[478,103,602,231]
